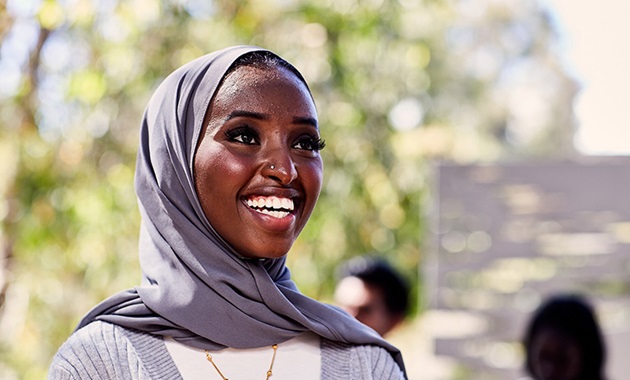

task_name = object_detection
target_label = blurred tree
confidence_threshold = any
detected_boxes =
[0,0,576,378]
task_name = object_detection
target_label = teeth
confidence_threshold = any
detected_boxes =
[260,209,290,218]
[281,198,291,209]
[246,196,294,215]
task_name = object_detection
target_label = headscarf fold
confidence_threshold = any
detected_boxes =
[77,45,405,374]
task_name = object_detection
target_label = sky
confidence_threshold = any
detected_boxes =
[543,0,630,155]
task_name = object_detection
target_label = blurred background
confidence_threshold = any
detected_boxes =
[0,0,628,379]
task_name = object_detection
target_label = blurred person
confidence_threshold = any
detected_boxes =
[522,293,607,380]
[334,256,410,337]
[48,46,406,379]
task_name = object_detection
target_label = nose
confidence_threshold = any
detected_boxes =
[261,147,298,185]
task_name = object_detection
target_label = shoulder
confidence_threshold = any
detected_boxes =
[320,339,405,380]
[48,321,178,380]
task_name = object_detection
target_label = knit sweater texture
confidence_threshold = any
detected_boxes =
[48,321,405,380]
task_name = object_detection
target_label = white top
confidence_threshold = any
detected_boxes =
[165,332,321,380]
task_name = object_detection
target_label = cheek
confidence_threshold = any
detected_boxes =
[195,148,248,212]
[301,160,324,196]
[196,140,253,181]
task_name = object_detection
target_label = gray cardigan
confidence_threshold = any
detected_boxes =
[48,321,405,379]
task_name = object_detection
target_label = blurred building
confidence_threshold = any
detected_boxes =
[425,157,630,380]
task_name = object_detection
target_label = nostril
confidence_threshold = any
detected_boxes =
[263,161,297,184]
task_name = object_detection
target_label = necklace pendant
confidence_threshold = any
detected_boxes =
[205,344,278,380]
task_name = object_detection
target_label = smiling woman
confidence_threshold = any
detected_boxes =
[194,57,323,259]
[47,46,406,380]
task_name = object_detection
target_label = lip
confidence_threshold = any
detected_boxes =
[240,187,302,232]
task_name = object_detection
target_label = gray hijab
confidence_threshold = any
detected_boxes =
[77,45,405,373]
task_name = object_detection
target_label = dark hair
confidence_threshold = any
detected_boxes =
[225,50,310,90]
[337,256,410,316]
[523,294,606,380]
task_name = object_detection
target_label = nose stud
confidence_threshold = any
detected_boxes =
[270,165,275,170]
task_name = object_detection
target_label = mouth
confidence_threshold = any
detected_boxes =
[245,196,295,219]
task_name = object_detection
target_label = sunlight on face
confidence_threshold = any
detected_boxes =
[334,276,400,336]
[194,65,323,259]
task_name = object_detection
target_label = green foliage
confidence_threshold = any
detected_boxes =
[0,0,576,378]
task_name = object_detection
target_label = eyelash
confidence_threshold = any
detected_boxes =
[224,126,326,152]
[225,126,259,145]
[293,136,326,152]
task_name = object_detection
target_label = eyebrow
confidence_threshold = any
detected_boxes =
[226,110,319,129]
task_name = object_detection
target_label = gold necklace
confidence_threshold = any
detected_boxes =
[205,344,278,380]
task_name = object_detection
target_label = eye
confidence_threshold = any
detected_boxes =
[293,135,326,151]
[224,126,259,145]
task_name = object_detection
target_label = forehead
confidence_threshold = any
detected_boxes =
[201,64,318,133]
[336,277,384,304]
[217,64,310,100]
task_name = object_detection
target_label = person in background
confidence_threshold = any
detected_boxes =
[522,293,607,380]
[48,46,406,379]
[334,256,410,337]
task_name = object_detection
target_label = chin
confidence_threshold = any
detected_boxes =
[264,252,289,260]
[240,245,292,260]
[241,252,288,260]
[248,234,297,259]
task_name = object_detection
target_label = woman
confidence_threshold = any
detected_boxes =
[48,45,406,379]
[522,294,606,380]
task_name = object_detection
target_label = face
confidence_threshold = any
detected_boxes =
[334,276,401,336]
[194,64,323,259]
[529,327,584,380]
